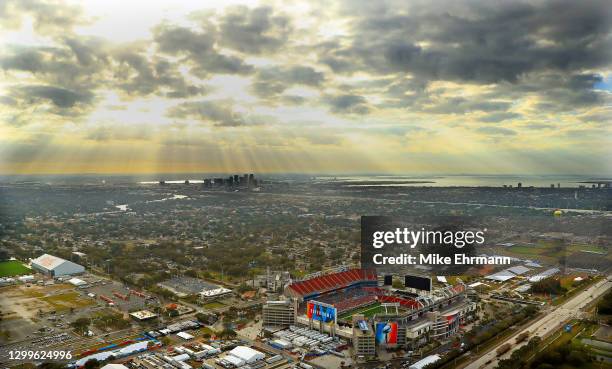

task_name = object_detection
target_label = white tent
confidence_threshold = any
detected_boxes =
[228,346,265,364]
[68,277,86,286]
[224,355,245,367]
[101,365,130,369]
[176,331,194,340]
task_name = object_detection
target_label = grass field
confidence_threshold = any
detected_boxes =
[202,301,226,310]
[0,260,32,277]
[41,291,94,311]
[338,302,403,320]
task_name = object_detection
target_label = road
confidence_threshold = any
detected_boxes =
[465,275,612,369]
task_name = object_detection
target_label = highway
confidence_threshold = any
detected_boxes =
[465,275,612,369]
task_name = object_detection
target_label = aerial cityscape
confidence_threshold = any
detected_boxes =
[0,175,610,369]
[0,0,611,369]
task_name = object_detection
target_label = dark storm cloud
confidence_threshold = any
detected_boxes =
[2,0,610,131]
[488,72,611,111]
[319,0,612,114]
[0,37,206,122]
[17,85,93,108]
[167,100,266,127]
[153,24,253,77]
[251,65,325,98]
[326,0,612,84]
[326,94,370,115]
[4,84,96,123]
[219,6,292,54]
[113,49,206,98]
[0,41,106,90]
[0,48,46,72]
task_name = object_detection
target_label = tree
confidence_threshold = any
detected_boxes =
[597,290,612,315]
[70,317,91,334]
[83,359,100,369]
[219,328,237,339]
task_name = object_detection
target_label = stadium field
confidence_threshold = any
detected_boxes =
[338,302,398,320]
[0,260,32,277]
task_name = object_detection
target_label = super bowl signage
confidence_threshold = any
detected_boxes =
[307,302,336,323]
[375,322,398,345]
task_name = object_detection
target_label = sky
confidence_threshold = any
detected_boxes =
[0,0,610,175]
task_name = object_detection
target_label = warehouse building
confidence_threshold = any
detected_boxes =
[31,254,85,277]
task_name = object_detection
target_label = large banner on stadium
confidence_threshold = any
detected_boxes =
[307,302,336,323]
[375,322,398,345]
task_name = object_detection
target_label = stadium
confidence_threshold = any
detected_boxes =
[285,268,422,322]
[273,267,477,357]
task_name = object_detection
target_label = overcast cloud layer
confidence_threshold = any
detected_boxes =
[0,0,610,174]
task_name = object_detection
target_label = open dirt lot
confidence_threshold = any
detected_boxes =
[0,283,94,342]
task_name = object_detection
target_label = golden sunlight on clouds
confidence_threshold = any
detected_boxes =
[0,0,610,175]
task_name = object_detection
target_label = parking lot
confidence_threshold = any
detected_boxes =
[83,278,158,312]
[0,282,94,342]
[158,276,224,297]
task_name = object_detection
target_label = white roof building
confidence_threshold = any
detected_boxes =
[199,287,232,299]
[485,270,515,282]
[31,254,84,277]
[507,265,531,275]
[76,341,149,366]
[176,331,194,340]
[68,277,86,286]
[228,346,265,364]
[409,354,441,369]
[529,268,560,283]
[101,365,130,369]
[223,355,245,367]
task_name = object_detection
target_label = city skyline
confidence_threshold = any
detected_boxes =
[1,0,611,175]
